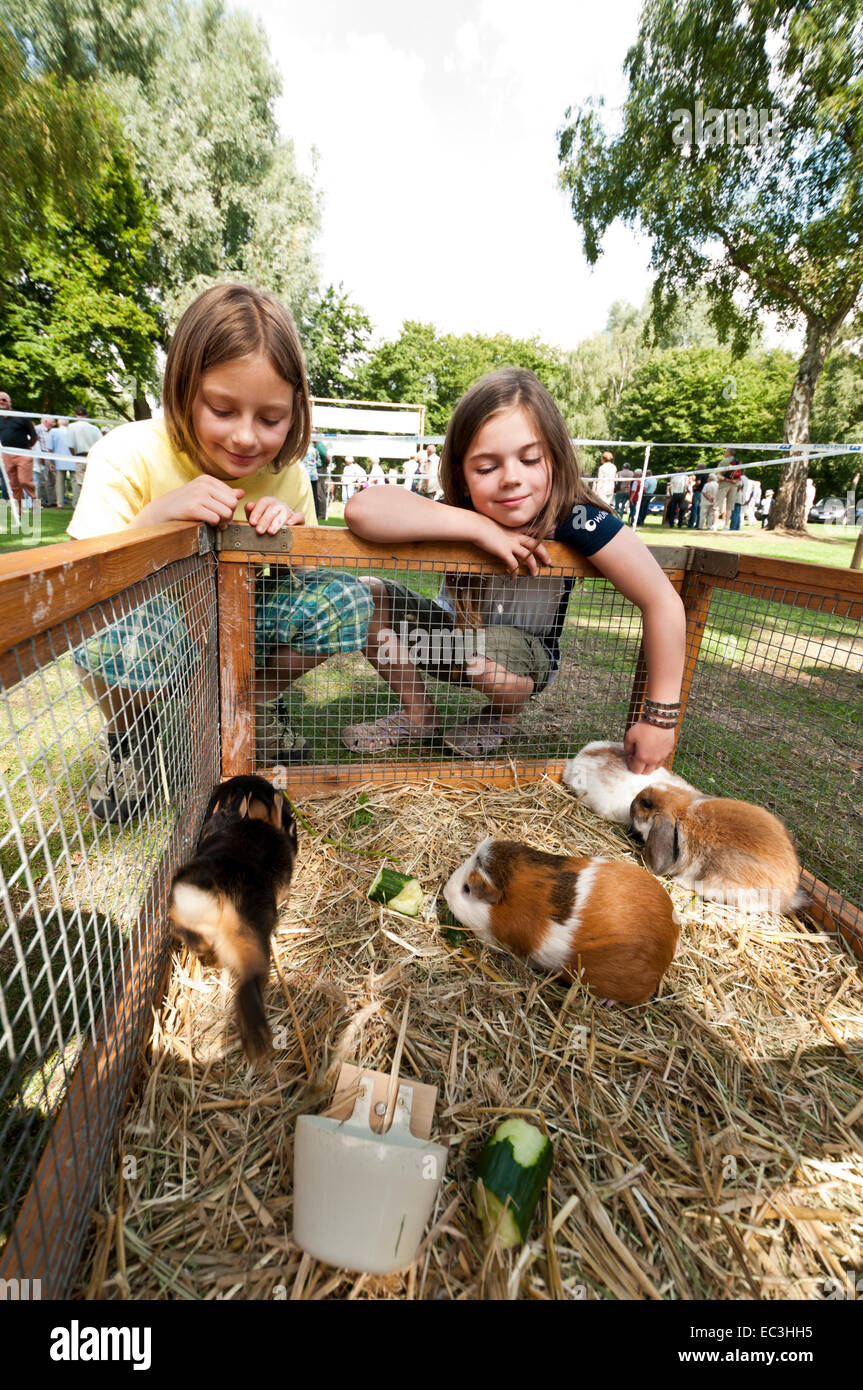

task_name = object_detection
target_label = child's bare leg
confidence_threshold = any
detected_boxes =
[463,655,534,721]
[78,670,153,732]
[260,649,329,703]
[363,577,438,729]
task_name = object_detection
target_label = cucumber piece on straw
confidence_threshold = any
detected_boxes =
[473,1118,553,1248]
[368,867,424,916]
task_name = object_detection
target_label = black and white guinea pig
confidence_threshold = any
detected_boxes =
[443,838,679,1004]
[629,784,808,915]
[168,775,298,1059]
[562,741,695,824]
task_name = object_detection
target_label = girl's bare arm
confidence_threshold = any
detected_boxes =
[344,486,551,574]
[588,525,687,772]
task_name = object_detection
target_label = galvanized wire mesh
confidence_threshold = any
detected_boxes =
[673,578,863,943]
[248,550,649,780]
[0,553,218,1297]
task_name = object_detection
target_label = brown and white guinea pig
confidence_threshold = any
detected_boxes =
[168,775,298,1059]
[562,740,696,824]
[443,838,680,1005]
[629,785,807,915]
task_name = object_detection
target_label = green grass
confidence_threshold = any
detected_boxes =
[0,506,75,553]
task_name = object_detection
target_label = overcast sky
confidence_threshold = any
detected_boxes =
[242,0,655,352]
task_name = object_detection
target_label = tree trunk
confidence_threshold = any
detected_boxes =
[768,316,832,531]
[134,394,151,421]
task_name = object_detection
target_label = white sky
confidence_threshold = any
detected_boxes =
[242,0,656,352]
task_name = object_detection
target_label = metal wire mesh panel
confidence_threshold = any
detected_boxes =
[674,578,863,943]
[244,548,654,782]
[0,552,218,1297]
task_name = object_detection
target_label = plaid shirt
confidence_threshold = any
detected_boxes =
[256,568,373,656]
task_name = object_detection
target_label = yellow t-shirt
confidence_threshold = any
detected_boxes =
[68,416,316,539]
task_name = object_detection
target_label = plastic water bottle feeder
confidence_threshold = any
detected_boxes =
[293,1065,447,1275]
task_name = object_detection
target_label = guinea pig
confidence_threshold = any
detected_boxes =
[168,775,298,1059]
[629,784,807,915]
[562,740,696,824]
[443,838,679,1005]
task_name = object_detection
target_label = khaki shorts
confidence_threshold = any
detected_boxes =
[378,579,553,692]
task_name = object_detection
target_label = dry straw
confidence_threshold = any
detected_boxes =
[76,778,863,1301]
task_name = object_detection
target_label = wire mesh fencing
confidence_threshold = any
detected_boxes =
[673,568,863,946]
[232,541,673,784]
[0,547,218,1297]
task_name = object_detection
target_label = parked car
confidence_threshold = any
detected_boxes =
[808,496,851,524]
[647,494,667,515]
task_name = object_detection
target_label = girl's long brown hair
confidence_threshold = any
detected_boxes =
[162,282,311,475]
[439,369,609,628]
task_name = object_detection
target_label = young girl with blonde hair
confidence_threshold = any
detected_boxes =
[70,282,370,820]
[343,368,686,770]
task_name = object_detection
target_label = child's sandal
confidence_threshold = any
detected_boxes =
[442,713,518,758]
[341,708,438,753]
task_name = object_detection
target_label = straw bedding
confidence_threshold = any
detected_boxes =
[76,777,863,1301]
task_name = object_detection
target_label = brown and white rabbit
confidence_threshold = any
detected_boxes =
[168,775,298,1059]
[562,741,695,824]
[629,784,807,915]
[443,838,679,1004]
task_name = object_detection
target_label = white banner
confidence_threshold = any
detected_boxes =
[312,405,423,435]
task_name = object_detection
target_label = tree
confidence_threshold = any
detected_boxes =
[360,323,576,434]
[6,0,322,401]
[301,285,374,400]
[0,146,161,414]
[558,0,863,530]
[610,347,795,479]
[0,19,118,280]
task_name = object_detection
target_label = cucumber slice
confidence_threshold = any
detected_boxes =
[368,867,424,916]
[473,1118,553,1248]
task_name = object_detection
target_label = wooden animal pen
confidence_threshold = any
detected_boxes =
[0,522,861,1299]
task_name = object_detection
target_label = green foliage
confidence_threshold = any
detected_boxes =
[0,19,118,280]
[557,0,863,522]
[0,146,162,413]
[302,286,374,400]
[359,322,575,434]
[609,346,796,473]
[810,347,863,492]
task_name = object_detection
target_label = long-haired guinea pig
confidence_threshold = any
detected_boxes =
[629,785,807,915]
[443,838,679,1005]
[562,740,695,824]
[168,775,298,1059]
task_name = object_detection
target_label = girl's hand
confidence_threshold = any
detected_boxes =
[474,516,551,575]
[136,477,244,529]
[624,721,676,774]
[245,497,307,534]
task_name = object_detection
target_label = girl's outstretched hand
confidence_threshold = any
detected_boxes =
[475,516,551,575]
[245,497,306,534]
[624,720,676,774]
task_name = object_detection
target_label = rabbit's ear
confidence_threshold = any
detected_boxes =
[237,796,249,818]
[271,793,284,830]
[247,796,271,822]
[644,815,681,875]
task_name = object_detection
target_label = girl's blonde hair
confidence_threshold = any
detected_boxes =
[163,283,311,473]
[439,368,605,533]
[439,368,608,629]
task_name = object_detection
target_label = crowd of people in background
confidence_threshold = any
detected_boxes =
[597,446,785,531]
[0,394,817,537]
[0,394,105,507]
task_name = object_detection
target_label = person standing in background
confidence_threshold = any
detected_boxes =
[665,468,689,528]
[47,418,76,506]
[35,417,55,506]
[66,407,103,505]
[0,391,38,504]
[614,462,633,518]
[595,450,617,505]
[368,456,386,486]
[403,453,419,490]
[688,472,706,529]
[746,476,761,526]
[700,473,719,530]
[425,443,441,498]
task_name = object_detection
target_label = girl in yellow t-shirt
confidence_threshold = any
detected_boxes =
[70,283,371,822]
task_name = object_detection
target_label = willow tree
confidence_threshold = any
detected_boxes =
[558,0,863,529]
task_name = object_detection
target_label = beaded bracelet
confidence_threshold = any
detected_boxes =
[642,697,682,729]
[642,714,679,728]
